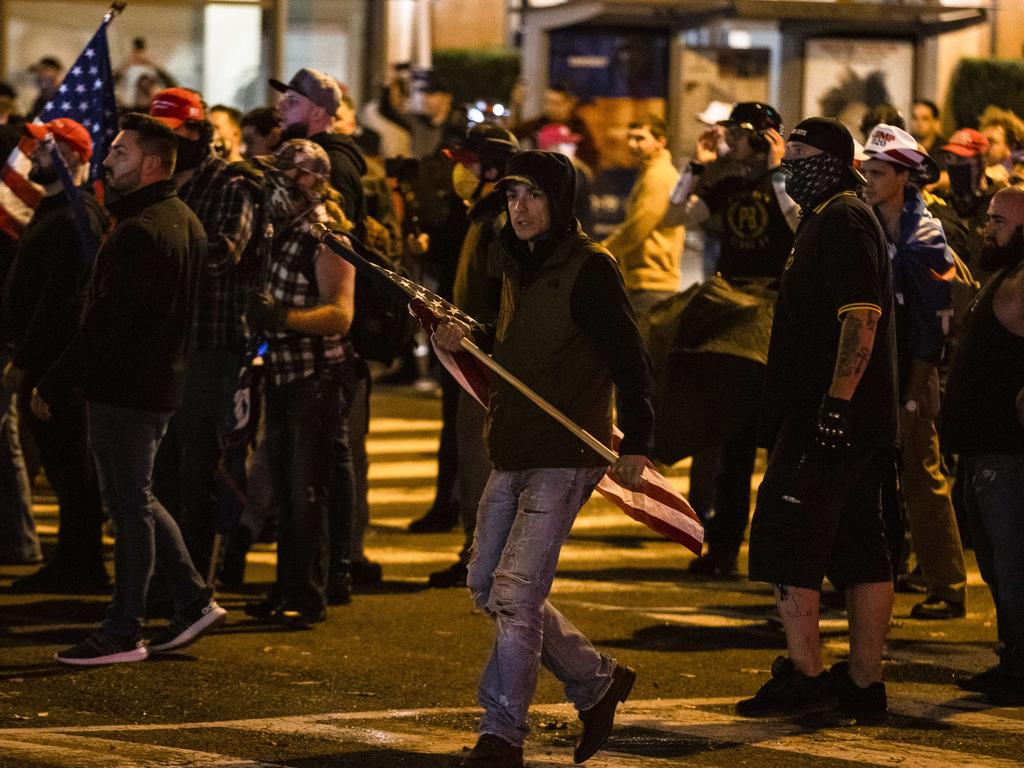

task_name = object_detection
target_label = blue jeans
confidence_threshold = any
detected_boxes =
[963,453,1024,673]
[88,402,206,640]
[467,466,615,747]
[265,370,346,614]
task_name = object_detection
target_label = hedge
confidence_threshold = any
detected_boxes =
[431,47,521,105]
[948,58,1024,128]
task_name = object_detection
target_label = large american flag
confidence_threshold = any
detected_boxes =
[0,6,119,240]
[314,226,704,554]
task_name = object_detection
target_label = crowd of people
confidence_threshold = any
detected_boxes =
[0,47,1022,768]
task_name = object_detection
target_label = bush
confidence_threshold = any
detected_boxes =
[432,47,520,105]
[948,58,1024,128]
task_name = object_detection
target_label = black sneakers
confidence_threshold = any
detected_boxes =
[910,597,966,620]
[461,734,523,768]
[958,666,1024,705]
[687,553,738,578]
[149,596,227,653]
[55,632,148,666]
[574,664,636,763]
[736,656,835,716]
[830,662,887,722]
[428,560,468,588]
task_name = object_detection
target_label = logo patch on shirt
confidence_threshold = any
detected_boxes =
[784,247,796,271]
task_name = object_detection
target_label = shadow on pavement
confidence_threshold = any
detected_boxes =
[284,750,463,766]
[597,621,785,653]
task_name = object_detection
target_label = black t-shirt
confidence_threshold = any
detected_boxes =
[698,167,794,279]
[758,192,898,452]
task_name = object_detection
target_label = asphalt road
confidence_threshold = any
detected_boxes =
[1,385,1021,768]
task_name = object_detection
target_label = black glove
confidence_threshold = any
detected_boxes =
[815,395,853,453]
[247,291,289,333]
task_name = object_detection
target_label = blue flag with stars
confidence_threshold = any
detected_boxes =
[38,18,118,183]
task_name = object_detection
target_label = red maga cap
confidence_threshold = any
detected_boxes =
[24,117,93,162]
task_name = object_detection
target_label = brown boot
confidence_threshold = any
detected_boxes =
[574,664,636,763]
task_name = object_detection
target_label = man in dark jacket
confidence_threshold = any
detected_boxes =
[434,151,652,767]
[34,113,226,666]
[3,118,108,593]
[271,68,366,227]
[148,87,256,581]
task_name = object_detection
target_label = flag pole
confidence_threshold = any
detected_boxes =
[455,337,619,465]
[104,1,128,23]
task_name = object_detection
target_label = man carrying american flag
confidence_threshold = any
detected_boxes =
[431,150,652,768]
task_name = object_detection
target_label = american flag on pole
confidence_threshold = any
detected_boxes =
[0,3,120,240]
[312,220,704,554]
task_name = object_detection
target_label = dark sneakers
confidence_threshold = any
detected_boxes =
[736,656,835,716]
[574,663,636,763]
[55,632,148,666]
[461,733,523,768]
[687,553,738,578]
[958,666,1024,705]
[830,662,887,723]
[149,597,227,653]
[428,560,468,588]
[910,597,966,620]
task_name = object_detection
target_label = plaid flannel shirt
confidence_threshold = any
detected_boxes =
[179,154,256,351]
[261,204,346,386]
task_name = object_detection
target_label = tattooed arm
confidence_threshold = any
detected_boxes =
[828,308,879,400]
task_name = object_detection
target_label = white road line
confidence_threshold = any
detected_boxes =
[367,418,442,433]
[0,733,284,767]
[2,697,1020,768]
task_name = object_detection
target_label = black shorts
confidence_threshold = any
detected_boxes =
[748,413,893,591]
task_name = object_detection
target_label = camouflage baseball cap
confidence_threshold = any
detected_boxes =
[274,139,329,176]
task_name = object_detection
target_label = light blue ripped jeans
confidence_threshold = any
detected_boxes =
[467,466,616,747]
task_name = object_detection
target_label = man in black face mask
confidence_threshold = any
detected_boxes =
[940,129,994,281]
[3,118,109,592]
[741,117,899,723]
[942,186,1024,705]
[148,87,257,584]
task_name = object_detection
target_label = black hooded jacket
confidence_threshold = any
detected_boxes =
[486,151,655,466]
[311,131,367,227]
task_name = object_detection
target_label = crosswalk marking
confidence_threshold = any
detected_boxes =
[1,696,1020,768]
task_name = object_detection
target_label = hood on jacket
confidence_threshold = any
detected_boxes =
[495,150,577,243]
[311,131,368,177]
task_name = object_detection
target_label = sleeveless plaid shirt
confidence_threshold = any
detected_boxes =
[259,204,345,386]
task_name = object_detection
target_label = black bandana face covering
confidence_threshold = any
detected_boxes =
[781,153,848,209]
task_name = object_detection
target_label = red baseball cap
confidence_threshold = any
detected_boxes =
[149,87,205,128]
[942,128,989,158]
[24,118,93,162]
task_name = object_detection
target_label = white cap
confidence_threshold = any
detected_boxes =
[697,100,734,126]
[864,123,939,183]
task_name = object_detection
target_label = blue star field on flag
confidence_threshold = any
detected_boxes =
[38,20,118,183]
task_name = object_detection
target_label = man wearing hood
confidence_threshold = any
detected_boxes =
[942,186,1024,705]
[148,87,256,582]
[741,118,898,722]
[271,68,367,229]
[427,124,519,589]
[861,123,966,622]
[434,151,653,767]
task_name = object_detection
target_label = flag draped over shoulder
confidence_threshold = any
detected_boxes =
[408,300,704,557]
[0,7,119,239]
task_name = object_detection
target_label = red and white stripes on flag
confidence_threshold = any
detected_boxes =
[0,137,42,240]
[408,297,704,555]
